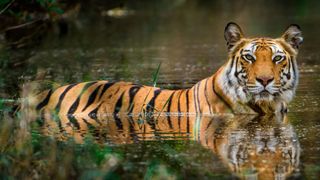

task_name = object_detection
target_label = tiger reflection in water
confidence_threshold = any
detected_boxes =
[199,114,300,180]
[34,112,300,180]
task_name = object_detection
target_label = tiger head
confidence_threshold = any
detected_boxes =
[218,22,303,114]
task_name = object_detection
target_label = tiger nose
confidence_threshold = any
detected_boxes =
[256,76,274,86]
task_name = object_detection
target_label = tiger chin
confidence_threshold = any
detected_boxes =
[25,22,303,117]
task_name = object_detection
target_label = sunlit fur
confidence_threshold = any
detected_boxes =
[25,23,303,118]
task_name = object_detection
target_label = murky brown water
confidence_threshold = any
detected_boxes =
[1,0,320,179]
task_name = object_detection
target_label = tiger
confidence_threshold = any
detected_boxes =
[24,22,303,120]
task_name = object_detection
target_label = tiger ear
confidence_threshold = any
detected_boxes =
[224,22,244,50]
[282,24,303,50]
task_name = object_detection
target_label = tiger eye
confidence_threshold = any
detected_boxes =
[245,54,254,61]
[273,55,283,62]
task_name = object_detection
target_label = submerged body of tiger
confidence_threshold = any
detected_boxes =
[27,22,303,117]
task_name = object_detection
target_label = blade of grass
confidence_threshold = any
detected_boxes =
[138,62,162,116]
[152,62,161,87]
[0,98,18,103]
[0,0,14,15]
[139,88,152,117]
[155,95,172,121]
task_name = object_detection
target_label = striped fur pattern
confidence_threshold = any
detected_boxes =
[27,22,303,118]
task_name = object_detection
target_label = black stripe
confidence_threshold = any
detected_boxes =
[82,118,100,138]
[67,82,97,115]
[177,91,182,114]
[186,90,190,113]
[226,56,235,75]
[291,57,298,85]
[98,82,115,100]
[213,87,233,112]
[167,92,174,112]
[283,58,292,80]
[248,102,264,114]
[253,44,259,52]
[145,89,162,131]
[114,92,125,114]
[68,98,80,115]
[204,78,212,114]
[227,57,237,86]
[205,118,213,131]
[51,112,64,133]
[288,57,291,73]
[288,57,292,78]
[82,84,102,112]
[186,89,190,134]
[88,103,102,124]
[291,56,296,77]
[113,87,120,97]
[67,115,80,129]
[127,116,139,142]
[283,72,291,80]
[113,92,125,130]
[146,89,162,114]
[177,90,183,129]
[196,82,201,113]
[82,118,95,130]
[166,92,175,129]
[55,84,78,112]
[234,57,240,77]
[58,121,64,133]
[84,81,98,91]
[36,89,53,110]
[212,78,234,113]
[127,86,141,114]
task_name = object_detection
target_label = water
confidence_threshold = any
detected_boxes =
[1,0,320,179]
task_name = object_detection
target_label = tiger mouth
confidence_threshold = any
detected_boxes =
[250,90,275,101]
[259,90,271,97]
[247,89,273,96]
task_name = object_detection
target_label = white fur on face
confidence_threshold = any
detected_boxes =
[217,57,250,104]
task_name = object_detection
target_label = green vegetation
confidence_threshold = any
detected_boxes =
[0,0,63,17]
[0,113,121,179]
